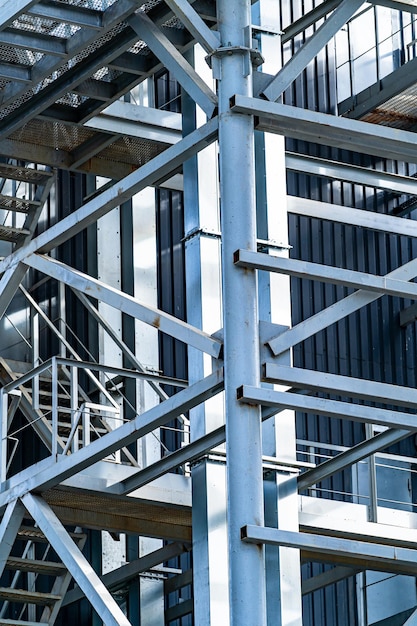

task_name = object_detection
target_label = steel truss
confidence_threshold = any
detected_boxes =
[1,1,417,625]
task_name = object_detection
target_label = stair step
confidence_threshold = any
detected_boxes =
[0,193,41,213]
[0,225,30,243]
[0,588,61,605]
[6,557,66,576]
[17,526,86,544]
[0,162,53,185]
[0,617,48,626]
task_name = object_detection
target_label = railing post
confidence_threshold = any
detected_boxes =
[0,389,7,484]
[31,310,40,411]
[51,357,58,460]
[70,364,79,453]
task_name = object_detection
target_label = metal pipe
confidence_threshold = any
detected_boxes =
[216,1,266,623]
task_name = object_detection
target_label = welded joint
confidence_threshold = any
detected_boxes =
[182,226,221,242]
[236,385,259,406]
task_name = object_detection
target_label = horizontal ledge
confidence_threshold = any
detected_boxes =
[230,94,417,163]
[234,249,417,300]
[237,385,417,430]
[263,363,417,410]
[241,525,417,575]
[287,196,417,237]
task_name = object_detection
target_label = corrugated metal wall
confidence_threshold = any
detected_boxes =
[280,2,417,623]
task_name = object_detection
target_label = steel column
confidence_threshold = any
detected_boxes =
[216,1,266,624]
[182,45,228,626]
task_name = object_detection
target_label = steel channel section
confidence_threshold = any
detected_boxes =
[231,95,417,162]
[286,196,417,236]
[285,152,417,196]
[216,0,266,624]
[235,249,417,300]
[182,46,228,625]
[241,526,417,576]
[238,385,417,430]
[254,3,303,622]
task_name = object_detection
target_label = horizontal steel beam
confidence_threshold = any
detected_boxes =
[0,0,142,112]
[28,1,103,29]
[263,363,417,409]
[0,28,67,56]
[234,249,417,300]
[266,255,417,356]
[0,369,224,505]
[24,254,221,358]
[0,26,139,141]
[0,63,31,83]
[285,152,417,196]
[237,384,417,430]
[84,101,182,144]
[231,95,417,162]
[241,525,417,575]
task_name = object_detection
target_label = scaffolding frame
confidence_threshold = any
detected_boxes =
[1,1,417,624]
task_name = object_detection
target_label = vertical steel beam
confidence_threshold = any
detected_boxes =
[183,45,228,626]
[0,390,8,485]
[254,1,302,621]
[216,1,266,623]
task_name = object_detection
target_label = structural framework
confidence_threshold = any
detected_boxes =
[1,1,417,625]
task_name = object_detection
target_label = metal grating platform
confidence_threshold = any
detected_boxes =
[42,486,192,543]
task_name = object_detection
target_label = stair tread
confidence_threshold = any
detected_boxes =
[0,588,61,605]
[0,194,41,212]
[17,526,86,544]
[0,619,48,626]
[6,556,66,576]
[0,225,31,243]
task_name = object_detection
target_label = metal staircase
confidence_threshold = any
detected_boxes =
[0,354,130,479]
[0,162,53,249]
[0,523,86,625]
